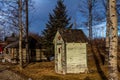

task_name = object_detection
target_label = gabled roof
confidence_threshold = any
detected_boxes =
[0,41,7,48]
[58,29,88,43]
[5,34,42,48]
[5,37,18,42]
[5,41,19,48]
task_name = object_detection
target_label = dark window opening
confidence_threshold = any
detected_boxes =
[58,48,60,53]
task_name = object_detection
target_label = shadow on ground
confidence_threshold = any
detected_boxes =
[91,45,108,80]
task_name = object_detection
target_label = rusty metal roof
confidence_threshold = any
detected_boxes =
[59,29,88,43]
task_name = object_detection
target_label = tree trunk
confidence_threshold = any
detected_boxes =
[105,0,110,64]
[88,0,92,43]
[25,0,29,63]
[18,0,23,69]
[106,0,110,48]
[108,0,118,80]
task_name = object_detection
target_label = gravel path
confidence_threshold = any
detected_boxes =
[0,57,28,80]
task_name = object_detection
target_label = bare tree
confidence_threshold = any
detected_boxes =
[79,0,99,42]
[101,0,120,65]
[105,0,110,51]
[18,0,23,69]
[88,0,92,42]
[0,0,33,37]
[25,0,29,63]
[0,1,24,36]
[108,0,118,79]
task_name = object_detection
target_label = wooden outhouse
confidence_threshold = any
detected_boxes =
[53,29,88,74]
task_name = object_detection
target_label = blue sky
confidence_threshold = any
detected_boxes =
[0,0,107,37]
[29,0,107,36]
[0,0,120,40]
[29,0,80,34]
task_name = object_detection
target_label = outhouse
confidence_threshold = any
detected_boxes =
[53,29,88,74]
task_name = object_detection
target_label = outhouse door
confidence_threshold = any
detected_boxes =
[57,44,62,73]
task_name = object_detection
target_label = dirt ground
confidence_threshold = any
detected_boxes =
[2,41,120,80]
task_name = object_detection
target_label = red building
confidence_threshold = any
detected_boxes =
[0,45,3,54]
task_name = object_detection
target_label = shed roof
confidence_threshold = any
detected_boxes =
[58,29,88,43]
[5,34,41,48]
[5,37,18,42]
[5,41,19,48]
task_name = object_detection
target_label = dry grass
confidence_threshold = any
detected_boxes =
[10,42,120,80]
[12,62,90,80]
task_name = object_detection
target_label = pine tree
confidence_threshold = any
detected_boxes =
[42,0,72,58]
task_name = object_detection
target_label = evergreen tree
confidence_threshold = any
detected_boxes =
[42,0,72,58]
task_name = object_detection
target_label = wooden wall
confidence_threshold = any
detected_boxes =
[66,43,88,73]
[4,48,47,63]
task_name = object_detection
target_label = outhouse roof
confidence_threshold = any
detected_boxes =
[58,29,88,43]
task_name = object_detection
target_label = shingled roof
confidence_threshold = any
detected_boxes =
[59,29,88,43]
